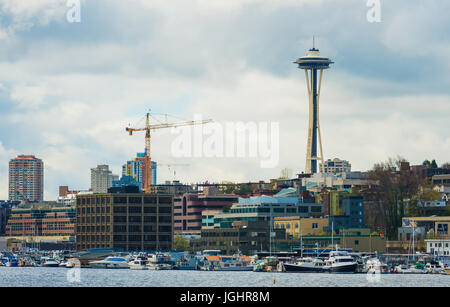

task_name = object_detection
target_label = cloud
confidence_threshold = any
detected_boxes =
[0,0,448,200]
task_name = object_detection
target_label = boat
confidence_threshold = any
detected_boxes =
[147,253,173,270]
[65,258,80,268]
[443,267,450,275]
[253,256,282,272]
[323,251,358,273]
[283,257,325,273]
[364,258,389,274]
[203,254,253,271]
[40,257,60,267]
[89,256,129,269]
[129,256,149,270]
[425,261,445,274]
[4,258,19,267]
[175,254,199,270]
[393,264,426,274]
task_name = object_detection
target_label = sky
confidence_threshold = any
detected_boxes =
[0,0,449,200]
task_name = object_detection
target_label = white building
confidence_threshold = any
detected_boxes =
[320,158,351,174]
[426,239,450,257]
[90,165,119,194]
[57,190,93,206]
[301,172,375,192]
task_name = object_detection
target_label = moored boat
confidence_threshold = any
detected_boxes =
[89,256,129,269]
[129,256,149,270]
[40,257,60,267]
[323,251,358,273]
[283,257,325,273]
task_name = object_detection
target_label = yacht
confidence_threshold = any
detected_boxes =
[147,253,172,270]
[283,257,325,273]
[40,257,60,267]
[393,263,426,274]
[425,261,445,274]
[364,258,389,274]
[323,251,358,273]
[89,256,129,269]
[175,254,199,270]
[128,256,149,270]
[204,254,253,271]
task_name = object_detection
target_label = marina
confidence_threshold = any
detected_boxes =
[1,266,449,287]
[1,249,449,277]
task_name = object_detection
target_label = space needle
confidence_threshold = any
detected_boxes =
[294,39,334,174]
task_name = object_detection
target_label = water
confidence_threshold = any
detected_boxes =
[1,267,449,287]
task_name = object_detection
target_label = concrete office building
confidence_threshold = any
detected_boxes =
[9,155,44,202]
[91,165,119,194]
[75,193,174,251]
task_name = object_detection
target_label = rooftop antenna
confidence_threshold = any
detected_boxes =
[313,36,315,49]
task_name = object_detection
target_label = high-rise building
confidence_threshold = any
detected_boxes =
[122,153,157,189]
[8,155,44,202]
[91,165,119,194]
[294,41,333,174]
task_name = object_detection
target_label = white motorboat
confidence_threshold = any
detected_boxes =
[40,257,60,267]
[425,261,445,274]
[129,256,149,270]
[364,258,389,274]
[147,253,173,270]
[323,251,358,273]
[283,257,326,273]
[89,256,129,269]
[393,264,426,274]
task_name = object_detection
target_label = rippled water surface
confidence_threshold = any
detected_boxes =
[1,267,449,287]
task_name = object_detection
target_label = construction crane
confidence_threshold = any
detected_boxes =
[16,182,29,206]
[126,112,212,193]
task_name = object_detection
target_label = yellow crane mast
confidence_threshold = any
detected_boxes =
[126,112,212,193]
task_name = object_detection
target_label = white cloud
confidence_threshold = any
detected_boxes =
[10,84,48,109]
[0,0,449,200]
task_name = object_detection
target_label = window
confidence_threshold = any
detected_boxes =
[312,223,318,229]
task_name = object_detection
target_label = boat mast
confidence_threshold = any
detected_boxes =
[300,225,303,258]
[331,221,334,250]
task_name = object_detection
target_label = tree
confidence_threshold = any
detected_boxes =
[173,234,190,251]
[431,159,438,168]
[220,181,236,194]
[367,157,420,239]
[441,162,450,169]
